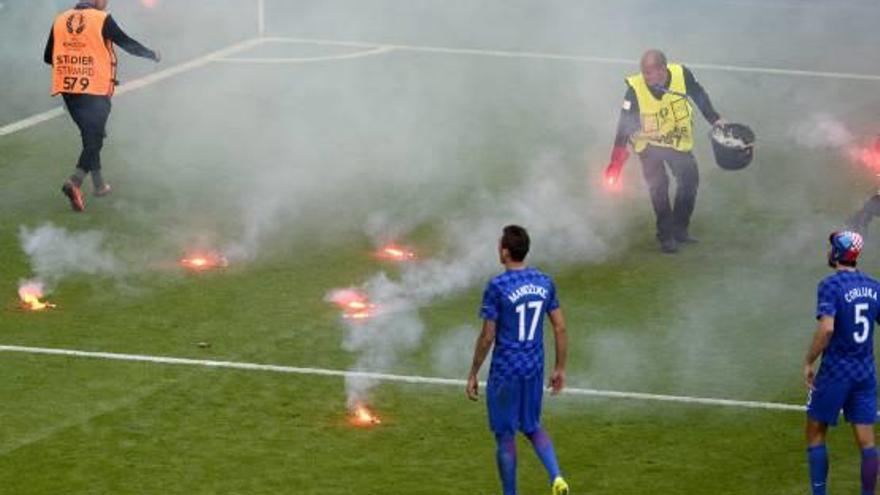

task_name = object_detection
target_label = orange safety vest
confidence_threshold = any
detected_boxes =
[51,8,117,97]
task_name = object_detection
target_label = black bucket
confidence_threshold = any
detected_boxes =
[710,123,755,170]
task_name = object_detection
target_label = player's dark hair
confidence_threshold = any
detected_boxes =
[501,225,530,262]
[828,256,858,268]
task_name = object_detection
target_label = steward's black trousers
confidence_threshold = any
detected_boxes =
[62,93,111,173]
[849,194,880,234]
[638,145,700,242]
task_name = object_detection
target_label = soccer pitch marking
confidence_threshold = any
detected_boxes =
[214,45,396,64]
[0,344,805,413]
[4,34,880,139]
[262,36,880,83]
[0,37,263,138]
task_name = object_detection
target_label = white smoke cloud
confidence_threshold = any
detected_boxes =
[336,153,620,406]
[223,194,290,262]
[431,324,481,377]
[18,223,121,290]
[790,113,855,150]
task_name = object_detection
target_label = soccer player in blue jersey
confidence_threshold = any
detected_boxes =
[804,231,880,495]
[466,225,570,495]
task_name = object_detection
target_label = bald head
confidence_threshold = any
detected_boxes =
[640,49,669,87]
[81,0,109,10]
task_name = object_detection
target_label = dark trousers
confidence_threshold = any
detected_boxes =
[62,94,111,173]
[638,145,700,241]
[849,194,880,234]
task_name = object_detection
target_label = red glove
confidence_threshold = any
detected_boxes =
[604,146,630,188]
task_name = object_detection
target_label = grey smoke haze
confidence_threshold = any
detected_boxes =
[19,223,120,290]
[6,1,880,410]
[0,0,258,125]
[431,324,480,377]
[100,1,880,408]
[791,114,856,150]
[337,154,618,406]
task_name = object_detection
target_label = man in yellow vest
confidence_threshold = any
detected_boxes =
[604,50,724,253]
[44,0,160,212]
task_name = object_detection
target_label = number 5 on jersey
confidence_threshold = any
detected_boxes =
[854,303,871,344]
[516,301,544,342]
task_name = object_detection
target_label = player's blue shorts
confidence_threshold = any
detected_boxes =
[486,373,544,435]
[807,377,877,426]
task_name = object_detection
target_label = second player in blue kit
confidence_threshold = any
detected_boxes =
[467,225,570,495]
[804,231,880,495]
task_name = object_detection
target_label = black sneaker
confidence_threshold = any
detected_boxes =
[675,234,699,244]
[61,181,85,212]
[660,238,678,253]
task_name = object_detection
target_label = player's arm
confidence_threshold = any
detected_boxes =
[466,319,496,401]
[803,316,834,390]
[548,308,567,394]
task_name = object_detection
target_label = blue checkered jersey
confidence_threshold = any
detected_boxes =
[816,270,880,383]
[479,267,560,380]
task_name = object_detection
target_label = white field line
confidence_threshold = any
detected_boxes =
[0,381,167,457]
[261,36,880,83]
[6,34,878,139]
[114,37,263,95]
[0,37,263,138]
[0,344,805,413]
[697,0,880,11]
[257,0,266,36]
[215,45,396,64]
[0,107,67,137]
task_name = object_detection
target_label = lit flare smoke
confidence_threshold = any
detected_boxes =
[334,155,614,408]
[178,251,229,271]
[19,223,120,289]
[791,115,880,177]
[18,280,55,311]
[326,288,380,320]
[375,244,417,262]
[349,403,382,427]
[848,137,880,175]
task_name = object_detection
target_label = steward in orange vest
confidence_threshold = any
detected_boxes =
[44,0,160,212]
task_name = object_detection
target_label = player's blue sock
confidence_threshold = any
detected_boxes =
[861,446,878,495]
[526,428,562,482]
[495,433,517,495]
[807,444,828,495]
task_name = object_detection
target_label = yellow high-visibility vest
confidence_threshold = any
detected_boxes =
[627,63,694,153]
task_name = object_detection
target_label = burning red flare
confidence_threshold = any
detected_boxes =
[848,136,880,175]
[327,289,379,320]
[852,147,880,173]
[349,403,382,427]
[18,282,55,311]
[179,252,229,271]
[606,175,617,187]
[604,174,623,192]
[375,244,417,262]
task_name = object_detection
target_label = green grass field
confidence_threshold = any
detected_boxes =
[4,1,880,493]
